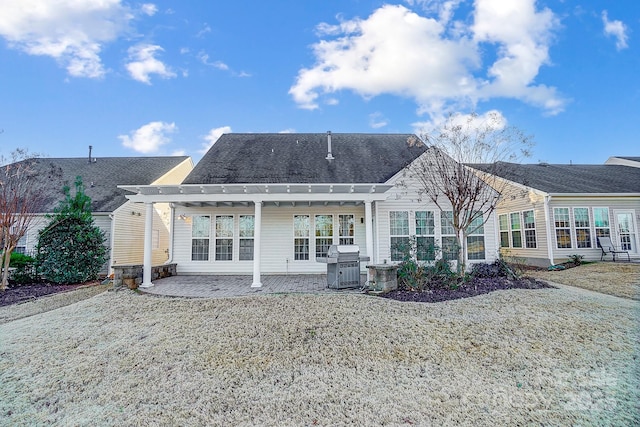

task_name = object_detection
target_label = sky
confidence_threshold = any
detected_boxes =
[0,0,638,165]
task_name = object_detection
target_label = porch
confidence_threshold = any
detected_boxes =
[138,274,368,298]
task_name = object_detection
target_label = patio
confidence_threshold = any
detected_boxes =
[139,274,368,298]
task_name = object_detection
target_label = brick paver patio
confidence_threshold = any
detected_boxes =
[139,274,368,298]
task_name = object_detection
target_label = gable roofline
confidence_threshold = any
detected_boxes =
[182,132,427,185]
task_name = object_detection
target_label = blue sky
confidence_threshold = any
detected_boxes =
[0,0,637,165]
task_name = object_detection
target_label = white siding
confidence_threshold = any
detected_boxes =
[111,201,170,268]
[173,205,366,274]
[548,196,640,263]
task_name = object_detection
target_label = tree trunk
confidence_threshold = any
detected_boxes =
[456,229,466,276]
[1,245,15,291]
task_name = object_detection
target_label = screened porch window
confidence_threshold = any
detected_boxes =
[466,212,485,260]
[294,215,310,260]
[499,214,509,248]
[239,215,254,261]
[315,215,334,258]
[415,211,435,261]
[191,215,210,261]
[574,208,592,248]
[510,212,522,248]
[441,211,458,261]
[215,215,234,261]
[593,208,611,238]
[554,208,572,249]
[523,210,537,249]
[338,214,355,245]
[390,211,410,261]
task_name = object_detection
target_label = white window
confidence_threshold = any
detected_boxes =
[441,211,458,261]
[315,215,334,258]
[593,208,610,238]
[338,214,355,245]
[499,214,510,248]
[294,215,310,260]
[239,215,254,261]
[466,212,485,260]
[523,210,537,249]
[152,229,160,250]
[574,208,591,248]
[191,215,210,261]
[510,212,522,248]
[215,215,234,261]
[415,211,435,261]
[390,211,410,261]
[554,208,572,249]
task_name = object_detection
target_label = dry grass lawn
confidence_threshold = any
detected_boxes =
[0,285,638,426]
[526,262,640,300]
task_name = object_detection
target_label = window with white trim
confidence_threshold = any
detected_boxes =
[15,235,27,254]
[239,215,254,261]
[499,214,510,248]
[441,211,458,261]
[294,215,310,260]
[510,212,522,248]
[215,215,234,261]
[191,215,210,261]
[523,210,537,249]
[593,208,611,238]
[415,211,435,261]
[574,208,591,248]
[390,211,410,261]
[338,214,355,245]
[554,207,572,248]
[315,215,333,258]
[466,212,485,260]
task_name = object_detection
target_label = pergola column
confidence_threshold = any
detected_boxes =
[251,201,263,287]
[365,201,374,263]
[140,202,154,288]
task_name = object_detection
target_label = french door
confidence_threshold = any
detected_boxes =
[614,211,637,254]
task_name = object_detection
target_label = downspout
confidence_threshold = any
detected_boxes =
[108,213,116,276]
[165,204,175,264]
[543,195,554,265]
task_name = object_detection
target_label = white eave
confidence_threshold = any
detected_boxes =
[119,183,393,205]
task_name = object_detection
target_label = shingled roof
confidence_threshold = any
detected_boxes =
[7,156,190,213]
[183,133,427,184]
[470,162,640,194]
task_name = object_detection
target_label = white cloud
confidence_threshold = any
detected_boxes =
[200,126,232,154]
[0,0,132,78]
[290,1,566,117]
[125,44,176,84]
[602,11,628,50]
[369,112,389,129]
[279,128,296,133]
[119,121,177,154]
[141,3,158,16]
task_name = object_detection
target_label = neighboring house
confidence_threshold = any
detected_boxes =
[471,161,640,266]
[121,133,500,287]
[605,156,640,168]
[12,155,193,273]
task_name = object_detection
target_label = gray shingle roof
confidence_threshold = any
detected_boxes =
[616,156,640,162]
[183,133,427,184]
[471,162,640,194]
[7,156,189,213]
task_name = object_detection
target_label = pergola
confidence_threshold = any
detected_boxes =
[120,183,394,288]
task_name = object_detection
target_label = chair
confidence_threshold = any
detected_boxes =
[597,237,630,262]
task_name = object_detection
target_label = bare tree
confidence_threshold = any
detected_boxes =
[0,149,48,290]
[406,112,533,275]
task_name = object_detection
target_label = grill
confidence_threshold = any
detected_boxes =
[316,244,370,289]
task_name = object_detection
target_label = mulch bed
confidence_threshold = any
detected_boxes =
[382,277,553,303]
[0,282,99,307]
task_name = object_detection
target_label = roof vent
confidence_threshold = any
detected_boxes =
[88,145,93,163]
[326,131,334,160]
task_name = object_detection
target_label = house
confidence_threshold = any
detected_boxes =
[121,133,500,287]
[470,161,640,266]
[11,155,193,273]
